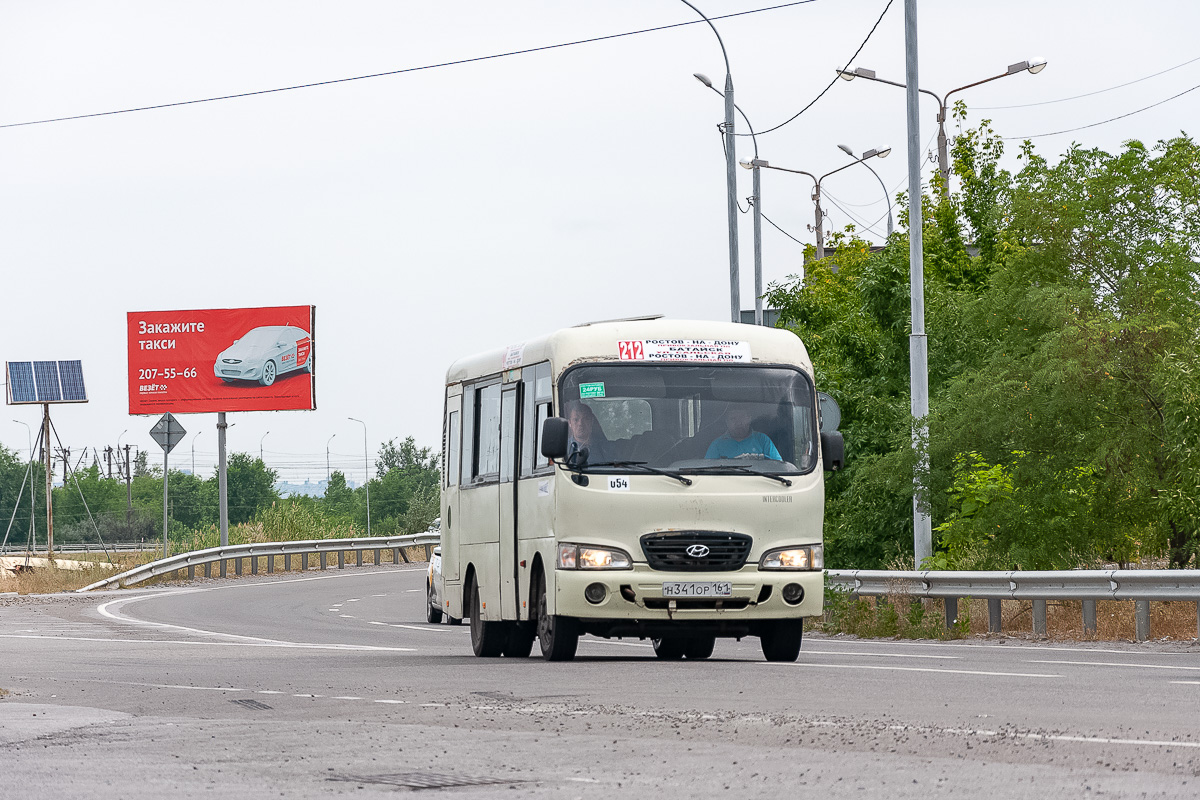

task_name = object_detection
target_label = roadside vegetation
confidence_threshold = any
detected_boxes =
[768,106,1200,573]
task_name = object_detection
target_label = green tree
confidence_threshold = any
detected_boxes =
[226,453,279,525]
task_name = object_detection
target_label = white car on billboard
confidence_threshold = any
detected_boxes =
[214,325,312,386]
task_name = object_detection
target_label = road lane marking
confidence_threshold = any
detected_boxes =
[811,637,1200,658]
[763,662,1061,678]
[0,633,416,652]
[804,650,962,660]
[375,699,407,704]
[1171,681,1200,685]
[1029,660,1200,671]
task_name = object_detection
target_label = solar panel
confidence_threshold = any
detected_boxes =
[33,361,61,402]
[58,360,87,402]
[5,360,88,405]
[7,362,36,403]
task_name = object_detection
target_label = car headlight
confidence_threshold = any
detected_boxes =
[557,543,632,570]
[759,544,824,570]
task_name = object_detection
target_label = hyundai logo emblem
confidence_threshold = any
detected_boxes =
[685,544,711,558]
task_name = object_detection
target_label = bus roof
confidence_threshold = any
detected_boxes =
[445,318,811,385]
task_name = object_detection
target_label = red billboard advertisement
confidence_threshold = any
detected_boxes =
[128,306,316,414]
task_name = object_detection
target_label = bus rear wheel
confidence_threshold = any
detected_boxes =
[684,636,716,659]
[651,637,685,660]
[760,619,803,662]
[503,623,536,658]
[469,578,506,657]
[535,572,578,661]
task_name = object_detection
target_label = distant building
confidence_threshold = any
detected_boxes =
[275,478,358,497]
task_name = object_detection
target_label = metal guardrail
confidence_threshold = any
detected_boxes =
[826,569,1200,641]
[1,543,157,555]
[77,533,440,592]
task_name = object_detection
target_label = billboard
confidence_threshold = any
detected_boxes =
[128,306,315,414]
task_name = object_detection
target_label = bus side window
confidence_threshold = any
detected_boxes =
[445,410,460,487]
[534,402,551,470]
[474,383,502,480]
[460,387,475,487]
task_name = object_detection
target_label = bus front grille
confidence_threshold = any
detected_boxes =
[640,531,752,571]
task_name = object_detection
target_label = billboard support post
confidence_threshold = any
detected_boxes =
[218,412,229,548]
[163,416,170,558]
[43,403,53,559]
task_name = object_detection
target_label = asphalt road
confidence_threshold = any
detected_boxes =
[2,565,1199,798]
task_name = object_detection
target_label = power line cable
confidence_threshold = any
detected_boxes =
[751,0,893,136]
[761,212,808,246]
[0,1,818,130]
[976,54,1200,110]
[1003,82,1200,141]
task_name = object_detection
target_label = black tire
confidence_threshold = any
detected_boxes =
[683,636,716,660]
[426,582,443,624]
[760,618,804,662]
[447,616,463,626]
[535,571,578,661]
[652,637,686,660]
[259,360,277,387]
[469,578,506,657]
[502,623,536,658]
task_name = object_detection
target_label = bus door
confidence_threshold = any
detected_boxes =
[441,392,462,586]
[497,382,521,619]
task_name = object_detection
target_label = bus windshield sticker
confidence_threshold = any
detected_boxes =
[579,382,606,398]
[617,339,751,362]
[538,479,551,497]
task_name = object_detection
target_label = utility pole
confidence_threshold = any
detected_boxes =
[42,404,53,558]
[105,446,113,479]
[124,444,133,522]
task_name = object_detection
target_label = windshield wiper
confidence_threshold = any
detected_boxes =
[680,464,793,487]
[583,460,693,486]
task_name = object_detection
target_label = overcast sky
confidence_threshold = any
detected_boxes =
[2,1,1197,485]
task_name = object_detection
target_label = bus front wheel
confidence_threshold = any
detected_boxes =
[535,572,579,662]
[469,578,506,657]
[760,619,803,662]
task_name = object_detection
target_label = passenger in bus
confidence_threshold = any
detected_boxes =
[705,404,781,460]
[565,401,612,465]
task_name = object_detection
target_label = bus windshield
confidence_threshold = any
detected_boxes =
[559,364,818,475]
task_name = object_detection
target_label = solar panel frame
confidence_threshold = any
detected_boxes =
[58,360,88,402]
[6,362,37,404]
[33,361,61,402]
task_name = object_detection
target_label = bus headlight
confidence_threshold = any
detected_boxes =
[759,545,823,570]
[557,543,632,570]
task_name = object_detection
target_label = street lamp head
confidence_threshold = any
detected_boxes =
[739,158,754,169]
[693,72,714,88]
[837,144,855,157]
[837,66,876,81]
[1007,58,1048,75]
[863,147,891,160]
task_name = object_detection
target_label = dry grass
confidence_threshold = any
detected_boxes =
[1,556,143,595]
[962,597,1200,641]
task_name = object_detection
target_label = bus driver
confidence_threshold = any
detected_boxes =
[564,401,611,465]
[705,404,781,461]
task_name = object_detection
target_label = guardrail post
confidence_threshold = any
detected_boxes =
[337,550,345,570]
[355,549,363,567]
[397,547,407,564]
[235,557,243,576]
[319,552,327,570]
[220,558,227,578]
[1082,600,1097,635]
[1196,602,1199,641]
[187,565,195,580]
[944,597,958,629]
[424,543,432,561]
[267,555,274,574]
[374,548,382,566]
[987,599,1002,633]
[302,553,309,571]
[251,556,258,575]
[1135,600,1150,641]
[1032,599,1047,636]
[204,562,211,578]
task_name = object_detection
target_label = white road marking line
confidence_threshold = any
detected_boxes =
[0,633,415,652]
[333,696,363,700]
[371,594,387,598]
[375,699,407,704]
[347,599,360,602]
[1029,660,1200,671]
[294,694,325,698]
[804,650,962,660]
[763,662,1061,678]
[257,690,285,694]
[339,614,355,619]
[581,638,652,649]
[1171,681,1200,685]
[882,721,1200,750]
[386,623,458,633]
[812,637,1200,657]
[404,589,422,593]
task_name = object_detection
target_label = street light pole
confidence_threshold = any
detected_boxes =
[836,58,1046,190]
[326,434,336,482]
[259,431,270,462]
[348,418,370,536]
[191,430,202,476]
[838,144,893,236]
[680,1,739,322]
[696,73,762,325]
[753,147,890,262]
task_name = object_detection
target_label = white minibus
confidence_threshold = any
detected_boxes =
[436,317,842,661]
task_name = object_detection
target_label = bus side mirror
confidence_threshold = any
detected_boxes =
[820,431,844,472]
[541,417,569,459]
